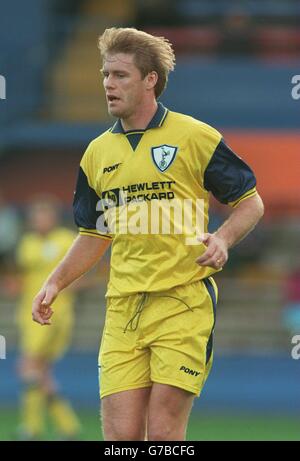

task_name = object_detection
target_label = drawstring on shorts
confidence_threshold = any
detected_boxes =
[123,292,193,334]
[123,292,149,333]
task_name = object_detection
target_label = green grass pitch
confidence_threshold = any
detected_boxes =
[0,408,300,441]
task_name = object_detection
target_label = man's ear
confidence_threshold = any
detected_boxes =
[145,71,158,91]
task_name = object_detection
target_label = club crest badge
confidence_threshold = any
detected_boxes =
[151,145,178,172]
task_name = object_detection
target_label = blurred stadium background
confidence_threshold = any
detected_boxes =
[1,0,300,441]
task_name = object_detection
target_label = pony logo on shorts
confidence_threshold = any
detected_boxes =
[180,365,201,377]
[151,145,178,172]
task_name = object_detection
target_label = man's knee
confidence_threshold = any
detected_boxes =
[101,408,146,440]
[147,414,186,441]
[147,384,195,441]
[18,357,45,384]
[102,418,145,441]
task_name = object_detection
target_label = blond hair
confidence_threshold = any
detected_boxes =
[98,27,175,98]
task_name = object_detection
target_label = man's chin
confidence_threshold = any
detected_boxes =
[108,106,123,118]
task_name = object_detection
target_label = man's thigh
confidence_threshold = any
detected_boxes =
[101,387,151,440]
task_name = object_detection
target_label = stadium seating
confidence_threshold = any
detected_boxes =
[46,0,136,122]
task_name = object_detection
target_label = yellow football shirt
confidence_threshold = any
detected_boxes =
[73,103,257,296]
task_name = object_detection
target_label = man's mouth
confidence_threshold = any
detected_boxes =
[107,95,120,102]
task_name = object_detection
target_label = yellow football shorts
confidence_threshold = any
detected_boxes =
[98,277,218,399]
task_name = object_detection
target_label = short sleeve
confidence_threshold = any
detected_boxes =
[203,138,257,206]
[73,145,112,240]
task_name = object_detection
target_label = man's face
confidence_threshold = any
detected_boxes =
[102,53,147,119]
[28,205,58,235]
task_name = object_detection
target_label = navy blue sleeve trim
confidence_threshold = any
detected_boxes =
[73,167,101,230]
[203,277,217,364]
[203,139,256,204]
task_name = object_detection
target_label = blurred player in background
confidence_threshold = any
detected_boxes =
[32,28,264,441]
[16,197,81,440]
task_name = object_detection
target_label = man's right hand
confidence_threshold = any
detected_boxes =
[32,285,58,325]
[31,235,111,325]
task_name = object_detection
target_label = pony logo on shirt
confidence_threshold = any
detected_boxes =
[151,145,178,172]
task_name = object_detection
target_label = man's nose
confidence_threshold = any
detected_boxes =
[104,75,116,90]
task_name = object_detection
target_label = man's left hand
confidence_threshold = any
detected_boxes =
[196,233,228,269]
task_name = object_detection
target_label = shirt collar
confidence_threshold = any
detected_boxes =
[111,102,168,134]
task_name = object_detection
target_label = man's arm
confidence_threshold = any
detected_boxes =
[32,235,111,325]
[196,193,264,269]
